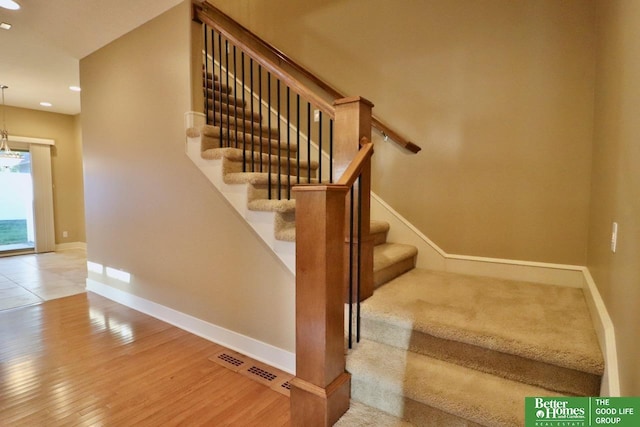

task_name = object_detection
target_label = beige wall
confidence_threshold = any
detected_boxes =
[80,1,295,352]
[589,0,640,396]
[207,0,595,265]
[4,106,86,244]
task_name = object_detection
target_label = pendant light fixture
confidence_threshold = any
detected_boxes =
[0,85,23,170]
[0,1,20,10]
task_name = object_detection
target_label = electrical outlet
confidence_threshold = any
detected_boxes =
[611,222,618,253]
[313,109,320,122]
[63,231,68,238]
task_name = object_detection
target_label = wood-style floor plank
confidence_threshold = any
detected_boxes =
[0,292,291,426]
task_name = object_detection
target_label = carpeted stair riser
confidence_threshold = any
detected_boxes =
[205,82,232,96]
[350,378,483,427]
[207,112,263,131]
[212,118,279,139]
[360,315,600,396]
[242,180,303,201]
[206,93,247,110]
[335,401,415,427]
[214,128,296,154]
[201,130,289,158]
[205,115,280,143]
[211,100,260,121]
[202,70,218,81]
[370,220,390,246]
[222,154,317,181]
[348,339,564,427]
[274,211,296,242]
[373,243,418,288]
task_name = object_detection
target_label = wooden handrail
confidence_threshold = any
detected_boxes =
[195,1,420,153]
[195,3,335,118]
[337,139,374,188]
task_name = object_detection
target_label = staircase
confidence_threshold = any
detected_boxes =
[188,68,604,427]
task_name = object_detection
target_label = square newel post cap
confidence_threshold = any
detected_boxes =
[334,96,374,109]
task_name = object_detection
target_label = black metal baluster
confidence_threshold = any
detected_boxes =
[267,72,272,200]
[258,66,263,172]
[306,103,311,183]
[249,53,254,172]
[286,87,291,200]
[348,188,355,349]
[357,177,362,343]
[217,33,223,147]
[204,27,209,124]
[329,119,334,183]
[318,111,323,183]
[277,80,281,200]
[233,45,243,170]
[296,94,300,184]
[242,53,248,171]
[225,39,230,148]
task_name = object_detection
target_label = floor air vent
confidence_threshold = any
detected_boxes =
[209,348,293,397]
[218,353,245,368]
[248,365,277,382]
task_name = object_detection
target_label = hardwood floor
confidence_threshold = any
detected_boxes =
[0,293,291,426]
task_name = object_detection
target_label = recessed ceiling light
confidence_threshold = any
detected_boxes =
[40,102,52,107]
[69,86,81,92]
[0,0,20,11]
[0,22,11,30]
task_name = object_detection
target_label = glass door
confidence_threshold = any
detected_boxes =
[0,151,35,254]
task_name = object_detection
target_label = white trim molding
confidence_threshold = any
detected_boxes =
[581,269,620,397]
[86,278,296,375]
[56,242,87,251]
[371,192,585,287]
[8,135,55,146]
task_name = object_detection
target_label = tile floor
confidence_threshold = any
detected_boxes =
[0,249,87,311]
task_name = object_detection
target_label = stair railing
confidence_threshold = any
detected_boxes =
[196,5,336,200]
[193,3,376,425]
[193,2,420,159]
[290,129,374,427]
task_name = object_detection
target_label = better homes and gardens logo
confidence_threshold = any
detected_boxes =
[525,397,640,427]
[528,397,587,426]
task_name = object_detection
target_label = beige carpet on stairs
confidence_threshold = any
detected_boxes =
[361,269,604,376]
[342,268,605,425]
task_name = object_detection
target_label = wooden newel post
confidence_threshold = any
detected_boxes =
[334,96,375,301]
[290,185,351,427]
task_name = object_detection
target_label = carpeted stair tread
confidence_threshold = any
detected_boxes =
[362,269,604,376]
[335,401,416,427]
[370,220,390,246]
[206,110,279,138]
[373,243,418,287]
[202,69,218,80]
[220,147,318,170]
[205,93,246,109]
[205,82,232,95]
[212,100,260,121]
[347,339,563,427]
[223,171,317,186]
[247,198,296,213]
[373,243,418,271]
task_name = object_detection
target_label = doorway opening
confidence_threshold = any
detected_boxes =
[0,150,35,255]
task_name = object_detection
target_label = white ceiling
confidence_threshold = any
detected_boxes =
[0,0,185,115]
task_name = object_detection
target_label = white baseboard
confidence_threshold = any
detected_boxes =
[371,192,584,287]
[581,269,620,396]
[56,242,87,251]
[86,278,296,375]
